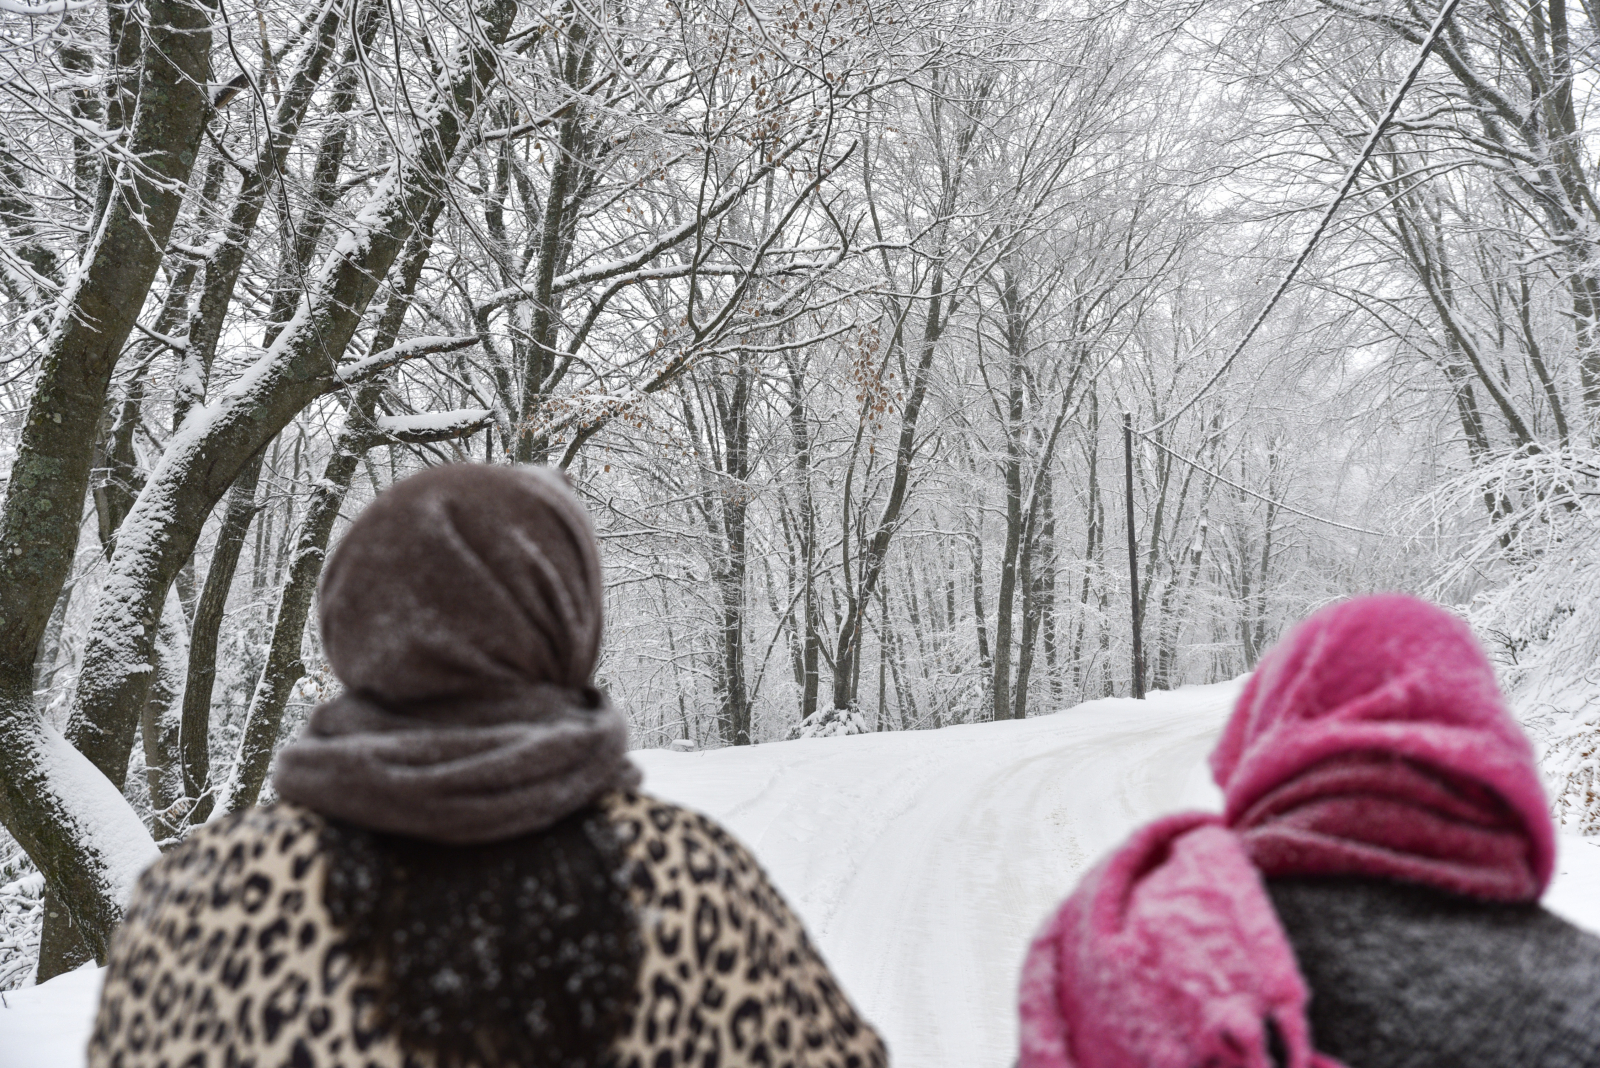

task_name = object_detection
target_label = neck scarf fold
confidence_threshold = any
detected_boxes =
[1018,594,1554,1068]
[274,684,641,844]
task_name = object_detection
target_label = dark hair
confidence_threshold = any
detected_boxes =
[320,805,642,1068]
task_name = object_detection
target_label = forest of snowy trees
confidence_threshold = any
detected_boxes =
[1,0,1599,986]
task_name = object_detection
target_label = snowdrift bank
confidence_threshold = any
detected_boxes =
[6,681,1599,1068]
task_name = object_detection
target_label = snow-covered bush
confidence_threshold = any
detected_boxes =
[1437,448,1600,834]
[790,706,872,740]
[0,832,42,990]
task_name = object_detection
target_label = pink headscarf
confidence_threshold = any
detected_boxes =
[1018,594,1553,1068]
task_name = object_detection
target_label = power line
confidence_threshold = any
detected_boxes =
[1142,0,1466,435]
[1134,428,1402,538]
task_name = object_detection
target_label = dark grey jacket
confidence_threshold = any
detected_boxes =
[1268,876,1600,1068]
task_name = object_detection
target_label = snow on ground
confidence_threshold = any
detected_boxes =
[0,959,104,1067]
[5,680,1600,1068]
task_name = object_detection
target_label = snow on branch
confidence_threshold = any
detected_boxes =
[336,335,480,383]
[0,0,92,13]
[370,407,493,444]
[35,727,160,909]
[478,115,562,143]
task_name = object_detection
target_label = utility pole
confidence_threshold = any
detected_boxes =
[1123,413,1145,699]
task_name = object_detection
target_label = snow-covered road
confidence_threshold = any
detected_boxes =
[635,683,1240,1068]
[636,680,1600,1066]
[6,680,1600,1068]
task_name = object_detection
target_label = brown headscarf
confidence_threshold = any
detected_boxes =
[273,464,640,844]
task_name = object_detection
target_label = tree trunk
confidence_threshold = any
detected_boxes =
[829,266,949,712]
[1072,391,1102,697]
[992,269,1026,721]
[0,0,216,976]
[1157,514,1207,689]
[140,592,189,844]
[715,369,752,744]
[225,397,376,810]
[172,10,377,820]
[62,0,518,801]
[0,135,62,290]
[783,351,821,724]
[1013,471,1053,720]
[1039,478,1061,706]
[175,0,348,426]
[227,223,443,810]
[259,6,385,344]
[875,581,889,730]
[971,524,992,697]
[178,453,265,825]
[514,20,595,462]
[32,581,73,697]
[91,377,146,558]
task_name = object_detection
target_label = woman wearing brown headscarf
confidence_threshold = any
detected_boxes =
[88,464,888,1068]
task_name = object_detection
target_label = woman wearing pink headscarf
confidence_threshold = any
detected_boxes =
[1018,593,1600,1068]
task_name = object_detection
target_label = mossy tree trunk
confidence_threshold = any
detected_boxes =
[0,0,219,980]
[62,0,518,817]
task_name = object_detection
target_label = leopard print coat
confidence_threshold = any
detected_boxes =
[87,791,888,1068]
